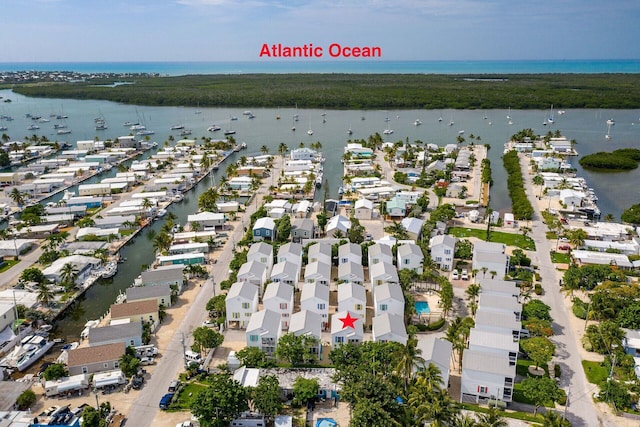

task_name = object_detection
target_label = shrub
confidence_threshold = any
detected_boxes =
[16,390,36,410]
[426,318,446,331]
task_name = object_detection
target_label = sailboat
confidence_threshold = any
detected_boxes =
[195,103,202,114]
[605,122,612,140]
[347,125,353,135]
[448,113,454,126]
[224,120,236,135]
[506,107,511,120]
[547,105,555,124]
[383,121,394,135]
[307,119,313,135]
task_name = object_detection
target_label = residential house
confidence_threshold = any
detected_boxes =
[245,309,282,355]
[401,217,424,240]
[253,217,276,241]
[397,242,424,274]
[307,242,332,265]
[472,241,509,279]
[42,255,100,284]
[338,243,362,265]
[369,261,399,287]
[559,189,585,208]
[353,199,374,220]
[247,242,274,273]
[478,278,520,298]
[300,282,330,329]
[469,328,519,366]
[475,308,523,341]
[331,310,364,348]
[385,197,406,218]
[126,284,173,308]
[417,338,453,389]
[478,293,522,322]
[87,323,143,348]
[110,300,159,327]
[304,261,331,286]
[289,310,323,355]
[372,313,408,345]
[429,234,456,271]
[337,262,365,286]
[337,283,367,321]
[461,348,515,403]
[292,218,314,242]
[67,342,125,376]
[237,261,269,294]
[225,282,260,329]
[623,329,640,357]
[368,243,394,267]
[270,261,299,288]
[263,282,294,330]
[277,242,303,266]
[187,211,226,229]
[373,283,405,317]
[140,265,184,290]
[326,215,351,238]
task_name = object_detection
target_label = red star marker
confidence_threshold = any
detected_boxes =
[339,312,358,329]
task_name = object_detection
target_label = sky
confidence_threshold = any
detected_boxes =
[3,0,640,62]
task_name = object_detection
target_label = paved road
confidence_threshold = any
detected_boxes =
[126,157,281,427]
[0,245,44,288]
[519,154,607,427]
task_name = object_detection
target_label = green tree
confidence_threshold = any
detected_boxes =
[15,389,36,410]
[36,282,54,308]
[475,406,507,427]
[235,346,274,368]
[621,203,640,224]
[276,333,318,366]
[393,335,424,391]
[617,302,640,329]
[292,376,319,407]
[521,376,563,415]
[251,375,282,422]
[21,267,46,284]
[60,262,78,290]
[466,283,481,316]
[542,411,572,427]
[566,228,587,250]
[316,211,328,234]
[598,379,632,410]
[9,188,25,206]
[119,346,141,377]
[43,363,68,380]
[191,374,249,427]
[192,327,224,354]
[77,217,96,228]
[523,300,553,322]
[206,294,227,318]
[276,215,291,242]
[521,337,555,369]
[198,187,219,212]
[351,400,398,427]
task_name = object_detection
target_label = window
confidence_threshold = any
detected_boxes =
[380,304,388,311]
[130,340,135,346]
[242,302,250,309]
[435,256,442,262]
[282,313,289,318]
[103,363,109,368]
[403,259,410,264]
[341,258,348,263]
[478,385,489,394]
[335,336,344,343]
[249,335,259,342]
[355,304,363,311]
[444,249,451,255]
[279,303,288,309]
[82,366,88,374]
[114,361,119,368]
[318,303,326,310]
[245,313,251,317]
[232,312,240,319]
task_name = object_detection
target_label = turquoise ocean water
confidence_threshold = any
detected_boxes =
[1,59,639,75]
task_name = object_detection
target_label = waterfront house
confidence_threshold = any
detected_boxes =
[253,217,276,241]
[237,261,269,294]
[401,217,424,240]
[290,147,317,161]
[344,143,373,158]
[368,243,394,267]
[304,261,331,286]
[385,197,406,218]
[168,242,209,256]
[188,211,226,229]
[247,242,274,273]
[246,309,282,355]
[337,282,367,321]
[42,255,100,285]
[373,283,405,317]
[289,310,323,355]
[93,215,136,229]
[277,242,303,266]
[225,282,260,329]
[331,310,364,348]
[88,322,143,348]
[353,199,374,220]
[337,261,365,286]
[372,313,407,345]
[157,252,205,266]
[429,234,456,271]
[110,300,159,327]
[469,328,519,366]
[326,215,351,238]
[270,261,300,287]
[472,241,509,279]
[140,264,184,289]
[291,218,314,242]
[461,348,515,403]
[126,284,173,308]
[559,189,585,208]
[416,338,453,388]
[76,227,120,241]
[369,261,399,287]
[307,242,332,265]
[229,176,253,192]
[300,282,330,329]
[262,282,294,330]
[397,242,424,274]
[67,342,125,376]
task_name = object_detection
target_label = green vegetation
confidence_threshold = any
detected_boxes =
[16,389,36,410]
[582,360,609,384]
[12,73,640,109]
[503,150,534,220]
[550,251,571,264]
[449,227,536,250]
[579,149,640,170]
[171,382,208,410]
[621,203,640,224]
[0,259,19,273]
[480,158,493,186]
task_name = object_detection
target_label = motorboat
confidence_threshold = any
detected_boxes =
[123,121,139,127]
[1,335,55,372]
[95,122,108,130]
[170,124,185,130]
[57,129,72,135]
[137,130,155,136]
[130,124,146,131]
[207,125,221,132]
[27,124,39,130]
[179,129,192,136]
[156,208,167,218]
[606,118,615,126]
[243,111,252,115]
[173,193,184,202]
[414,119,422,126]
[307,129,314,135]
[101,262,118,279]
[383,128,394,135]
[224,129,236,135]
[230,116,238,121]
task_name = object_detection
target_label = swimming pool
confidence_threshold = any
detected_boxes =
[415,301,431,315]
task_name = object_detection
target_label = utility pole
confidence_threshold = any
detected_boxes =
[563,387,570,419]
[180,332,187,369]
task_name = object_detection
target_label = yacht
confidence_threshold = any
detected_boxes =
[347,128,353,135]
[383,128,394,135]
[27,124,40,130]
[57,129,72,135]
[123,121,139,127]
[130,124,146,131]
[137,130,155,136]
[101,262,118,279]
[307,129,314,135]
[606,118,616,126]
[173,193,184,202]
[243,111,252,115]
[230,116,238,121]
[179,129,192,136]
[224,129,236,135]
[1,334,55,372]
[95,121,108,130]
[414,119,422,126]
[207,125,221,132]
[156,208,167,218]
[170,124,185,130]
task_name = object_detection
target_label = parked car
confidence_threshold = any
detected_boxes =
[559,237,570,243]
[168,380,181,393]
[202,319,217,328]
[159,393,174,410]
[132,376,144,390]
[140,356,155,366]
[558,245,571,251]
[451,270,459,280]
[461,269,469,280]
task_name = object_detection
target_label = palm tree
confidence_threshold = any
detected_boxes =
[60,262,78,289]
[475,406,507,427]
[393,335,424,391]
[533,175,545,197]
[542,411,571,427]
[260,145,269,155]
[450,414,479,427]
[37,282,54,308]
[9,188,24,206]
[465,283,481,316]
[385,222,409,240]
[567,228,587,250]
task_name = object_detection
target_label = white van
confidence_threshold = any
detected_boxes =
[185,351,202,365]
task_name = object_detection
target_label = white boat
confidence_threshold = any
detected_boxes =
[347,128,353,135]
[557,110,566,115]
[80,320,100,340]
[605,122,612,140]
[458,130,465,135]
[224,129,236,135]
[207,125,221,132]
[383,128,394,135]
[130,124,146,131]
[248,113,256,119]
[101,262,118,279]
[57,129,72,135]
[243,110,252,115]
[170,124,184,130]
[179,129,192,136]
[137,130,155,136]
[27,124,39,130]
[606,118,615,126]
[240,142,247,149]
[173,193,184,202]
[547,104,555,124]
[123,121,139,127]
[414,119,422,126]
[506,107,512,120]
[230,116,238,121]
[95,121,108,130]
[1,335,55,372]
[156,208,167,218]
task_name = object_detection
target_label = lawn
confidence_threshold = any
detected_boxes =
[170,382,208,410]
[449,227,536,250]
[459,403,544,424]
[0,260,19,273]
[513,383,562,408]
[550,251,571,264]
[582,360,608,385]
[516,358,549,377]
